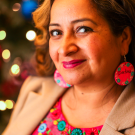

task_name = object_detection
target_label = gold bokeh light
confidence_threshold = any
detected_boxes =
[26,30,36,41]
[2,49,11,60]
[0,30,6,40]
[5,100,14,109]
[11,64,20,75]
[0,101,6,111]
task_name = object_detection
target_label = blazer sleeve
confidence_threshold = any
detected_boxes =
[7,76,33,124]
[2,76,49,135]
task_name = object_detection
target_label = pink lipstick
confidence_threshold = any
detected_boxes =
[62,59,86,69]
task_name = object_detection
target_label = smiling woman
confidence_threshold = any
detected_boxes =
[49,0,124,87]
[2,0,135,135]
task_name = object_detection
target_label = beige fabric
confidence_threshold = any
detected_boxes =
[100,82,135,135]
[2,76,66,135]
[2,76,135,135]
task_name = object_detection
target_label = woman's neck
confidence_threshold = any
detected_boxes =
[67,81,124,111]
[62,81,125,128]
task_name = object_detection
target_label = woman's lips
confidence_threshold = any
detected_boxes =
[62,59,86,69]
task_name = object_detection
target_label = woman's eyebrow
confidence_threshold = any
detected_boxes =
[49,18,97,27]
[49,23,60,27]
[71,18,97,25]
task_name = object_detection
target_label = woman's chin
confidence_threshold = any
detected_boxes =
[63,77,85,86]
[61,71,92,86]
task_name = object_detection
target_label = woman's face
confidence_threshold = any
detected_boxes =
[49,0,123,86]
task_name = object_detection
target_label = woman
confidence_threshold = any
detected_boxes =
[2,0,135,134]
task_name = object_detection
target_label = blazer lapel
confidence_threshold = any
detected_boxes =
[3,77,66,135]
[17,80,66,135]
[100,82,135,135]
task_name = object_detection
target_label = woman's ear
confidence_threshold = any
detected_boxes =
[120,26,132,55]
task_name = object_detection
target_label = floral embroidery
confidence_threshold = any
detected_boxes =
[85,128,99,135]
[32,98,103,135]
[98,130,101,134]
[38,123,47,133]
[71,128,83,135]
[57,120,66,131]
[53,120,58,125]
[61,127,69,135]
[51,109,61,120]
[38,133,42,135]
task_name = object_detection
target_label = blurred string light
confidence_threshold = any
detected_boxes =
[0,100,14,111]
[5,100,14,109]
[12,3,21,12]
[2,49,11,61]
[11,64,20,76]
[26,30,36,41]
[0,30,6,40]
[0,101,6,111]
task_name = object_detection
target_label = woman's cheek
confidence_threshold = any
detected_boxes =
[84,36,102,60]
[49,43,59,65]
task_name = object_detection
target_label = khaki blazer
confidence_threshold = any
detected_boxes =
[2,76,135,135]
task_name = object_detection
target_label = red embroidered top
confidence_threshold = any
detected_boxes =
[32,98,103,135]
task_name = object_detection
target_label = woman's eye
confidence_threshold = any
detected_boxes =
[77,26,93,33]
[50,30,62,37]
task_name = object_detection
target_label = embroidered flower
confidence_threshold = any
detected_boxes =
[50,108,55,113]
[57,120,66,131]
[51,109,61,120]
[61,131,69,135]
[38,123,47,133]
[91,128,99,135]
[71,128,83,135]
[38,133,42,135]
[53,120,58,125]
[85,128,99,135]
[61,126,69,135]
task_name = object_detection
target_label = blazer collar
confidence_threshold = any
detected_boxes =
[100,82,135,134]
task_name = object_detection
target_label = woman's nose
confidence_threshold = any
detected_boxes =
[58,34,79,56]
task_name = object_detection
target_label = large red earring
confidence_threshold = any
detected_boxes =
[115,55,134,86]
[54,70,72,88]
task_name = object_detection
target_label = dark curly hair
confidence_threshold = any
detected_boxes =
[32,0,135,81]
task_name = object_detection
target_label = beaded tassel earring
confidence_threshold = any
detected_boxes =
[54,69,72,88]
[114,55,134,86]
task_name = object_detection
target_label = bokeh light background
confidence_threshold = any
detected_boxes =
[0,0,39,133]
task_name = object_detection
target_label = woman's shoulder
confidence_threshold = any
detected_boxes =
[2,76,65,135]
[20,75,54,94]
[7,76,55,123]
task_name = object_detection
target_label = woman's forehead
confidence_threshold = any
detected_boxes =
[51,0,95,12]
[50,0,98,23]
